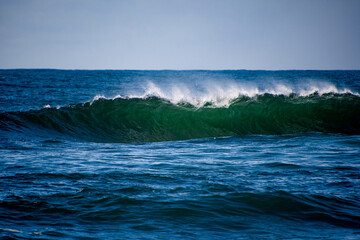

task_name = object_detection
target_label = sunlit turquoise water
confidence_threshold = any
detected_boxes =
[1,70,359,239]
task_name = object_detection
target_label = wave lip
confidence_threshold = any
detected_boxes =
[118,81,359,108]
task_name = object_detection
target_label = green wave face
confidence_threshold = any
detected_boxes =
[3,93,360,143]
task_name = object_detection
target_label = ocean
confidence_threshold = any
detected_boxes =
[0,69,359,239]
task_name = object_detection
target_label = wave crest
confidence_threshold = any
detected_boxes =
[92,81,358,108]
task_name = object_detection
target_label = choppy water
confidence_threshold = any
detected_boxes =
[0,70,359,239]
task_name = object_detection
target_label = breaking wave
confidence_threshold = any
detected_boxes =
[1,89,360,143]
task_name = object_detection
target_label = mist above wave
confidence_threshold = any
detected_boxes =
[92,79,357,108]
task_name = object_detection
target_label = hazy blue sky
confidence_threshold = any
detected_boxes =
[0,0,359,70]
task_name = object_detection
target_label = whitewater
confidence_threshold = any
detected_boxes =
[0,70,359,239]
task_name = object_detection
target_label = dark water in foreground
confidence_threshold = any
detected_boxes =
[0,70,359,239]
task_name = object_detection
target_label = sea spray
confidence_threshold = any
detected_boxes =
[106,80,358,108]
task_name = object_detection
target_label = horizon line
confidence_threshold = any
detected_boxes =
[1,68,360,71]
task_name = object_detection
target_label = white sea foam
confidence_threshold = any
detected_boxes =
[92,95,106,101]
[91,80,358,108]
[295,81,356,96]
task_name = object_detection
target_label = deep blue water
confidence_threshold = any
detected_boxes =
[0,70,359,239]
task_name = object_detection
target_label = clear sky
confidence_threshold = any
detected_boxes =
[0,0,359,70]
